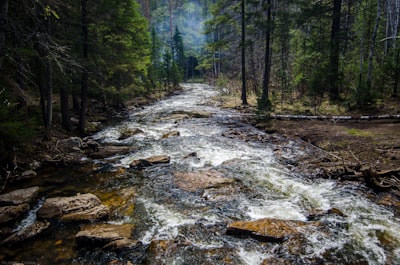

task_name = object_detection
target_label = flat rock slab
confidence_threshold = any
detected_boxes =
[226,218,319,242]
[37,193,109,222]
[0,186,39,206]
[130,155,171,168]
[174,170,235,192]
[76,223,134,246]
[89,146,133,159]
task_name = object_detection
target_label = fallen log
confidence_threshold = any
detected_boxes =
[269,114,400,121]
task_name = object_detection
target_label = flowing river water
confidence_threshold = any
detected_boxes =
[3,83,400,264]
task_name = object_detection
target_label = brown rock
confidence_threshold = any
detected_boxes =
[0,186,39,205]
[130,155,171,168]
[89,146,133,159]
[306,207,346,221]
[1,221,50,246]
[102,238,141,251]
[76,223,134,246]
[0,204,30,224]
[226,218,319,242]
[37,193,109,221]
[162,131,180,139]
[174,170,235,192]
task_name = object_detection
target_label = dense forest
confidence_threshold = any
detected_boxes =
[0,0,399,166]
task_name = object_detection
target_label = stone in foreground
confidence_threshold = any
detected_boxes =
[37,193,109,222]
[75,223,134,247]
[226,218,319,242]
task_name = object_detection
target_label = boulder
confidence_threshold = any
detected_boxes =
[1,221,50,246]
[162,131,180,139]
[37,193,109,222]
[75,223,134,247]
[0,186,39,206]
[118,128,144,140]
[306,207,345,221]
[130,155,171,168]
[18,170,37,180]
[174,170,235,192]
[226,218,320,242]
[89,146,133,159]
[0,204,30,225]
[57,137,83,151]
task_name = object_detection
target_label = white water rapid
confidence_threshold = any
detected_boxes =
[91,83,400,264]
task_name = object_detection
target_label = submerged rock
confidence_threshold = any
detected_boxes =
[0,186,39,206]
[174,170,235,192]
[226,218,320,242]
[37,193,109,222]
[75,223,134,247]
[1,221,50,246]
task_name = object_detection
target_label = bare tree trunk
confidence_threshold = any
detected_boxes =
[394,47,400,97]
[241,0,247,105]
[328,0,342,101]
[79,0,89,134]
[261,0,272,108]
[60,84,71,131]
[169,0,173,38]
[366,0,382,100]
[45,61,53,129]
[0,0,9,70]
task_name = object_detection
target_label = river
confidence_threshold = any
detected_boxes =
[2,83,400,264]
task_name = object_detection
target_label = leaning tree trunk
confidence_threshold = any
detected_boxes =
[44,17,53,129]
[0,0,9,70]
[79,0,89,134]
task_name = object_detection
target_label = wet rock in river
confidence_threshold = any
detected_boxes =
[118,128,144,140]
[99,187,136,218]
[130,155,171,168]
[0,186,39,206]
[88,145,134,159]
[226,218,320,243]
[1,220,50,246]
[37,193,109,222]
[0,204,30,225]
[174,170,235,192]
[75,223,134,247]
[162,130,180,139]
[306,207,346,221]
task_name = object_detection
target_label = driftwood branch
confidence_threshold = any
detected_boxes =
[270,114,400,121]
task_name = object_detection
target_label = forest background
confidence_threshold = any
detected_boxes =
[0,0,399,169]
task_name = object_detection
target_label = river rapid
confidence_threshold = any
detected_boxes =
[3,83,400,264]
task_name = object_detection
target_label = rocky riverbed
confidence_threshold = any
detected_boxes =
[0,83,399,264]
